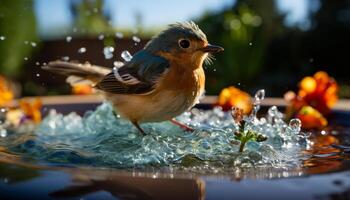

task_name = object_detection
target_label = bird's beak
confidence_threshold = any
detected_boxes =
[200,44,224,53]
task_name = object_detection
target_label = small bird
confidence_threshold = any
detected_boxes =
[43,21,223,135]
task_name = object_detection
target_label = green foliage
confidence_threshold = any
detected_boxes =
[73,0,112,35]
[0,0,38,78]
[196,1,285,94]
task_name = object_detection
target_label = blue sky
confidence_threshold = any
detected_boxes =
[34,0,311,37]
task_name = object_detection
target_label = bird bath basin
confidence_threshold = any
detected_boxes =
[0,95,350,200]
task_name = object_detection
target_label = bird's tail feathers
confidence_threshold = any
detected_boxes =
[42,61,111,86]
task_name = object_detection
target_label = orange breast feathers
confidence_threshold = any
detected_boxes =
[158,61,205,103]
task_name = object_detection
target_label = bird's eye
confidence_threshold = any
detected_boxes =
[179,39,190,49]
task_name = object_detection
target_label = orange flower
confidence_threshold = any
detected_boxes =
[216,86,252,114]
[296,71,338,115]
[72,84,93,95]
[19,98,42,123]
[296,106,328,129]
[0,75,14,106]
[285,71,338,129]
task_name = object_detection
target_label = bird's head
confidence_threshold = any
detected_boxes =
[144,21,224,70]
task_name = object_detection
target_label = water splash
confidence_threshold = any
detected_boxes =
[61,56,70,61]
[115,32,123,39]
[98,34,104,40]
[2,90,310,171]
[132,36,141,43]
[78,47,87,54]
[103,46,114,59]
[66,36,72,42]
[0,36,5,40]
[121,50,132,62]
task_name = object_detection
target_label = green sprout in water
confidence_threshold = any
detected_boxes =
[231,107,267,153]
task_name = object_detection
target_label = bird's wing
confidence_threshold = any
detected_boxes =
[96,50,170,95]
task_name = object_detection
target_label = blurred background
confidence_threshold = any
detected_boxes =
[0,0,349,98]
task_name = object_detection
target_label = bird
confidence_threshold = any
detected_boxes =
[42,21,224,135]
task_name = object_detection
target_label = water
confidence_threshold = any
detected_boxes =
[115,32,123,39]
[0,91,311,172]
[132,36,141,43]
[78,47,87,54]
[98,34,105,40]
[103,46,114,59]
[61,56,69,61]
[66,36,72,42]
[121,50,132,61]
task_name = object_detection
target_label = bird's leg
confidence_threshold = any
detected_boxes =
[170,119,194,132]
[132,121,147,136]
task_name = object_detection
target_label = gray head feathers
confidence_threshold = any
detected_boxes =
[144,21,207,53]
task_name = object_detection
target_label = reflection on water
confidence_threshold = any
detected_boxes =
[0,158,350,200]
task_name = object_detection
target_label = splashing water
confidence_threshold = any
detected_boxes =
[103,46,114,59]
[61,56,70,61]
[98,34,104,40]
[66,36,72,42]
[78,47,87,54]
[132,36,141,43]
[0,36,5,40]
[3,90,311,171]
[121,50,132,62]
[115,32,123,39]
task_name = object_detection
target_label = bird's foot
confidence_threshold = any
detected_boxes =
[132,121,147,136]
[170,119,194,132]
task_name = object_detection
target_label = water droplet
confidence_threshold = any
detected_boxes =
[304,132,312,138]
[0,36,5,40]
[24,57,28,61]
[268,106,278,117]
[121,50,132,62]
[113,61,123,67]
[35,62,40,66]
[249,42,252,46]
[0,129,7,137]
[115,32,123,38]
[321,130,327,135]
[36,73,40,77]
[31,42,37,47]
[254,89,265,104]
[113,67,119,79]
[66,36,72,42]
[132,36,141,43]
[24,40,29,45]
[0,108,7,113]
[103,46,114,59]
[289,118,301,132]
[78,47,87,54]
[98,34,104,40]
[213,68,216,72]
[61,56,69,61]
[43,62,47,66]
